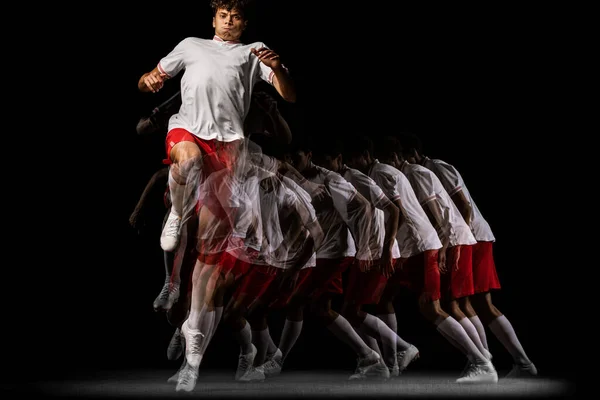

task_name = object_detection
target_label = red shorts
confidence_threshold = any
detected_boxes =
[472,241,501,294]
[264,268,313,310]
[232,264,279,310]
[293,257,354,300]
[184,250,251,295]
[389,249,441,301]
[163,128,241,173]
[344,260,392,305]
[441,244,474,300]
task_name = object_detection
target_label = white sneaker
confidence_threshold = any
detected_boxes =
[238,365,266,382]
[167,328,184,361]
[348,351,390,380]
[153,281,180,312]
[235,344,257,381]
[161,211,182,251]
[397,344,420,373]
[175,362,199,392]
[181,321,205,368]
[261,349,283,377]
[459,359,472,378]
[505,362,538,378]
[153,280,171,311]
[456,361,498,384]
[167,357,187,384]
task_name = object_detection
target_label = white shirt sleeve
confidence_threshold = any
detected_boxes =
[157,37,191,78]
[433,161,463,197]
[409,169,438,206]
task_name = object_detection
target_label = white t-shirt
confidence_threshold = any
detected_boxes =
[158,35,276,142]
[265,176,317,269]
[340,166,401,260]
[302,164,357,259]
[367,160,442,257]
[398,161,477,247]
[257,174,317,269]
[421,157,495,242]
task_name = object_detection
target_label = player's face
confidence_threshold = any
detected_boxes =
[292,150,310,173]
[346,154,367,172]
[317,154,341,173]
[390,152,402,168]
[213,8,246,41]
[404,151,416,164]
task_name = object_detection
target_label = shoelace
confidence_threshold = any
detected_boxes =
[262,359,279,372]
[168,283,180,295]
[164,217,180,236]
[397,349,408,360]
[354,356,371,375]
[463,364,483,378]
[158,283,170,299]
[238,352,252,373]
[188,332,205,355]
[178,365,197,385]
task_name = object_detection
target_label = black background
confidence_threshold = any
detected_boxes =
[31,0,572,385]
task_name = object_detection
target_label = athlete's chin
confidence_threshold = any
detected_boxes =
[220,30,241,40]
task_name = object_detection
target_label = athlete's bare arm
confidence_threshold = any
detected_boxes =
[251,47,296,103]
[422,199,450,271]
[450,190,473,226]
[375,195,400,277]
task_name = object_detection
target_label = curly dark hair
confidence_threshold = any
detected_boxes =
[210,0,253,18]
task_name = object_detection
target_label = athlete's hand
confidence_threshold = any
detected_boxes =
[128,210,146,234]
[380,248,395,278]
[143,70,168,93]
[251,47,282,70]
[357,258,373,272]
[438,248,448,274]
[449,246,461,272]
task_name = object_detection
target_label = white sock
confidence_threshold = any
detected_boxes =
[168,169,185,218]
[469,315,489,350]
[361,314,408,368]
[436,316,487,365]
[199,306,223,354]
[197,309,216,355]
[377,313,398,332]
[266,335,278,358]
[168,157,201,220]
[279,319,303,363]
[234,320,254,355]
[377,312,407,350]
[437,325,467,355]
[458,317,488,357]
[187,303,207,331]
[251,327,274,365]
[327,315,372,358]
[356,326,382,358]
[489,315,531,365]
